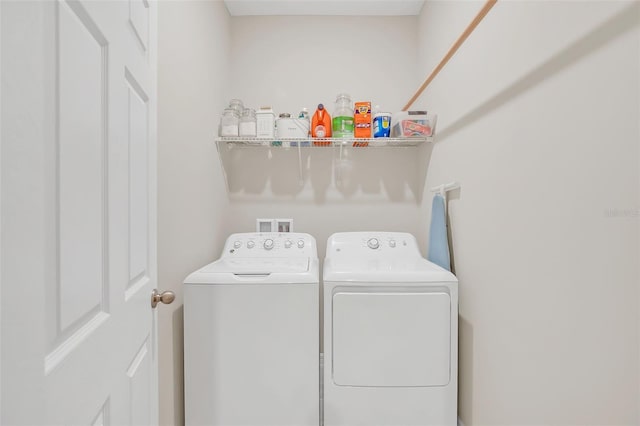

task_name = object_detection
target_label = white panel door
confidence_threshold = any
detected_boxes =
[1,1,160,424]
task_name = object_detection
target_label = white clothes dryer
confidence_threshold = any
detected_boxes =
[323,232,458,426]
[184,233,319,426]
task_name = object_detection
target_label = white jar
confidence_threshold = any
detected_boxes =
[256,107,276,138]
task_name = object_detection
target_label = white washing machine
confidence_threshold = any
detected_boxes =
[184,232,319,426]
[323,232,458,426]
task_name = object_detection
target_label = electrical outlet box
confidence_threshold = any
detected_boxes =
[276,219,293,232]
[256,218,294,232]
[256,219,274,233]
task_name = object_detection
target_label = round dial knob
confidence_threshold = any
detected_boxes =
[297,239,305,248]
[284,240,292,248]
[247,241,255,249]
[367,238,380,249]
[233,241,242,249]
[389,240,396,248]
[263,239,274,250]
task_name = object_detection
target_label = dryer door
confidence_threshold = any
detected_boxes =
[332,288,451,387]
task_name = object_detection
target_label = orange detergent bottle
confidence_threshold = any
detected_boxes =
[312,104,332,146]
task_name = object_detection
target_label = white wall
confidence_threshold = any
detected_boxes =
[225,16,423,255]
[415,1,640,424]
[157,2,230,425]
[157,2,639,424]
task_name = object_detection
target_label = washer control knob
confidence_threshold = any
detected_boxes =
[297,239,305,249]
[389,240,396,248]
[247,241,255,249]
[367,238,380,249]
[233,241,242,249]
[284,240,292,248]
[263,239,274,250]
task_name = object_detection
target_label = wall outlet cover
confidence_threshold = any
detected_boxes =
[276,218,293,232]
[256,218,274,232]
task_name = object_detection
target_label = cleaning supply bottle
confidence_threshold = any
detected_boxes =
[312,104,332,146]
[332,93,354,139]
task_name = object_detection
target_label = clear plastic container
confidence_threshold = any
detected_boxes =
[332,93,354,139]
[390,110,436,137]
[239,108,257,137]
[219,107,240,136]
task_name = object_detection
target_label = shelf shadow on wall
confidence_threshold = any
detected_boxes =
[459,315,474,426]
[416,141,435,203]
[446,187,461,274]
[435,2,640,144]
[219,144,434,204]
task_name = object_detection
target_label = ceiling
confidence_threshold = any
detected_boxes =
[224,0,426,16]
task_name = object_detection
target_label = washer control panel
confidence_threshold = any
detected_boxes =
[225,232,316,257]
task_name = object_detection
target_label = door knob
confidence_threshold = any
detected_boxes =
[151,289,175,308]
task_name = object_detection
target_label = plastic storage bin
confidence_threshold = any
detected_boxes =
[391,111,437,138]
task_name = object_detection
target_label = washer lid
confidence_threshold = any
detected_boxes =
[323,257,456,283]
[202,257,310,275]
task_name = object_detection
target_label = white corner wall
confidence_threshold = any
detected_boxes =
[157,2,230,425]
[415,1,640,424]
[157,2,639,424]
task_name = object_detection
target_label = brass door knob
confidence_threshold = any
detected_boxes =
[151,289,175,308]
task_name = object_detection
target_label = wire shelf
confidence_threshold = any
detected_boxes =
[216,136,431,148]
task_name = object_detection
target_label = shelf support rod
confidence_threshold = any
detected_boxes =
[430,181,460,196]
[402,0,498,111]
[430,181,460,214]
[297,143,304,185]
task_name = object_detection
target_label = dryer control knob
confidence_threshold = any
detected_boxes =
[233,241,242,249]
[284,240,292,248]
[367,238,380,249]
[297,239,305,249]
[247,241,255,249]
[263,239,274,250]
[389,240,396,248]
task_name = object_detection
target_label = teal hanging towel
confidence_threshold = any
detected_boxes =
[428,193,451,271]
